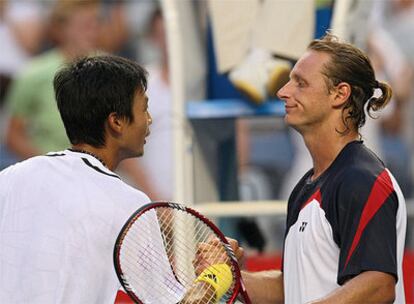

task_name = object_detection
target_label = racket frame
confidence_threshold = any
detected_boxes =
[113,201,251,304]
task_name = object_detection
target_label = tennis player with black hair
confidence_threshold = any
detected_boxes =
[229,34,407,304]
[0,54,234,304]
[0,55,159,303]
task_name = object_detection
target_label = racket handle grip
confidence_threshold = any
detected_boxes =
[195,263,233,302]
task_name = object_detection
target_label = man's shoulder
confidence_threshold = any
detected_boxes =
[329,143,385,188]
[115,179,151,203]
[0,153,151,218]
[338,165,377,182]
[0,155,56,192]
[0,155,49,173]
[321,158,396,214]
[325,164,379,199]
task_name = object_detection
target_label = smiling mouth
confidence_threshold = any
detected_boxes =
[285,102,297,107]
[285,104,297,110]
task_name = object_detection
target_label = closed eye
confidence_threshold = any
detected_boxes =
[297,80,306,88]
[292,74,308,88]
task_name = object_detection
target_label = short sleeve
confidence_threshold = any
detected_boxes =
[5,71,38,118]
[334,169,398,285]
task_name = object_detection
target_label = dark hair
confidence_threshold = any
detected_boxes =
[54,55,148,147]
[308,33,392,133]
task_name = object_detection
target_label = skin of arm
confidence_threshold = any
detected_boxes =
[241,270,284,304]
[224,238,284,303]
[6,116,41,159]
[180,281,216,304]
[309,271,395,304]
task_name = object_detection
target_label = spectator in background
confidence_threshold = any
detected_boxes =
[120,0,159,64]
[0,0,44,102]
[4,0,102,160]
[4,0,132,162]
[98,0,129,55]
[360,0,414,250]
[366,0,414,197]
[0,0,44,169]
[120,8,173,201]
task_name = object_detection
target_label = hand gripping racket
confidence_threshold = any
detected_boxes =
[114,202,251,304]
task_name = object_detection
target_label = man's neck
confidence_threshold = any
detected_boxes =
[302,129,359,181]
[71,144,117,171]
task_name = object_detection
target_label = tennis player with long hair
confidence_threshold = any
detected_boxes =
[228,34,407,304]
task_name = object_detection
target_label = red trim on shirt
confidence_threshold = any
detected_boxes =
[344,170,394,267]
[301,189,322,209]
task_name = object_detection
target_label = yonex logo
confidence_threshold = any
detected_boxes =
[121,274,133,291]
[169,203,186,211]
[203,273,218,284]
[299,222,308,232]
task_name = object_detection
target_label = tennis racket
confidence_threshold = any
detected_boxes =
[114,201,251,304]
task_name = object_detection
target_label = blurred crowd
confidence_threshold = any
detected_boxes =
[0,0,169,198]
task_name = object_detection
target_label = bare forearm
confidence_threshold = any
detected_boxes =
[6,118,40,159]
[242,270,284,304]
[6,136,39,159]
[310,271,395,304]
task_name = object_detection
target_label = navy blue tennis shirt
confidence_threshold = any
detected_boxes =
[282,141,406,303]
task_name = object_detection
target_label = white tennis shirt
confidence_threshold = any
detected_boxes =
[0,150,151,303]
[283,142,406,304]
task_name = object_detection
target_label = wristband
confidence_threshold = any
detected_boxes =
[195,263,233,302]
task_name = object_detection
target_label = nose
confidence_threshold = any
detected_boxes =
[276,81,290,101]
[147,112,153,125]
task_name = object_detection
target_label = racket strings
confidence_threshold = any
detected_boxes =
[121,217,181,302]
[119,207,237,303]
[122,212,187,302]
[158,208,233,281]
[157,208,236,302]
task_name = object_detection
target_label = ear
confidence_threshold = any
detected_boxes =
[332,82,351,108]
[107,112,124,135]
